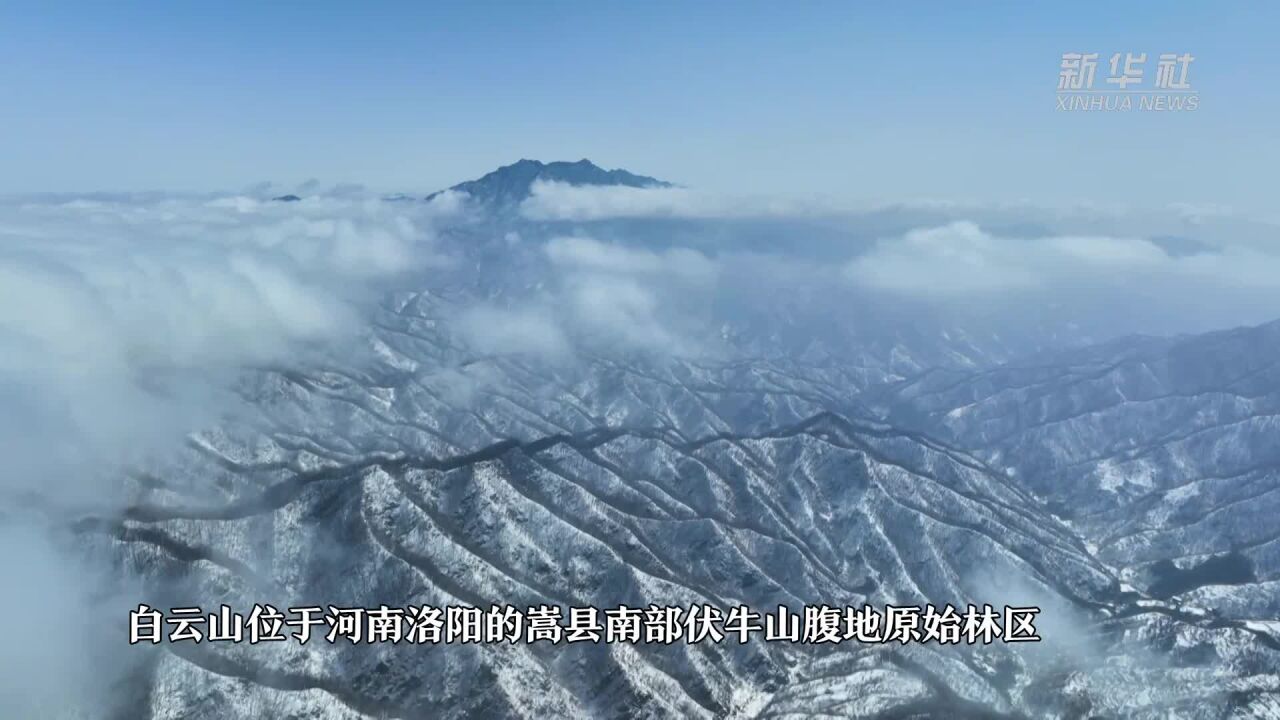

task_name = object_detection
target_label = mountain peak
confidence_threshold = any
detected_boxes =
[426,158,670,209]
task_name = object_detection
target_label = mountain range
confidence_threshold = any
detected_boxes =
[71,162,1280,719]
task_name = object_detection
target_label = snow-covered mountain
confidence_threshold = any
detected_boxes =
[877,319,1280,628]
[32,163,1280,718]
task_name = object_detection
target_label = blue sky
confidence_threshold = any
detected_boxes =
[0,1,1274,212]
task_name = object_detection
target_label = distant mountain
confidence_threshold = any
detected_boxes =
[425,158,671,209]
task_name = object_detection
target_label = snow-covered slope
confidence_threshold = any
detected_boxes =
[881,320,1280,623]
[25,163,1280,718]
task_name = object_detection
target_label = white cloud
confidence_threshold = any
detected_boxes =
[0,191,457,718]
[844,220,1263,296]
[845,221,1044,295]
[451,236,719,359]
[544,236,717,354]
[0,193,446,500]
[563,274,685,353]
[519,180,830,220]
[457,305,571,360]
[842,220,1280,336]
[545,235,718,285]
[423,188,469,215]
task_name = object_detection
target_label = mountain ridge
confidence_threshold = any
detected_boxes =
[425,158,671,209]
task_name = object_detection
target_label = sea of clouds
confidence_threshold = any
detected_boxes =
[0,190,459,717]
[0,191,460,501]
[513,180,1280,341]
[4,179,1280,716]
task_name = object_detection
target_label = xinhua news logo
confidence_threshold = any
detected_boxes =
[1057,52,1198,112]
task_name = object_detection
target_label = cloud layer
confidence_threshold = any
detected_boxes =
[519,180,831,220]
[0,190,463,718]
[843,221,1172,296]
[0,192,448,500]
[843,219,1280,337]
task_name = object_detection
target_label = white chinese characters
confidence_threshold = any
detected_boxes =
[1057,51,1198,111]
[128,602,1043,646]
